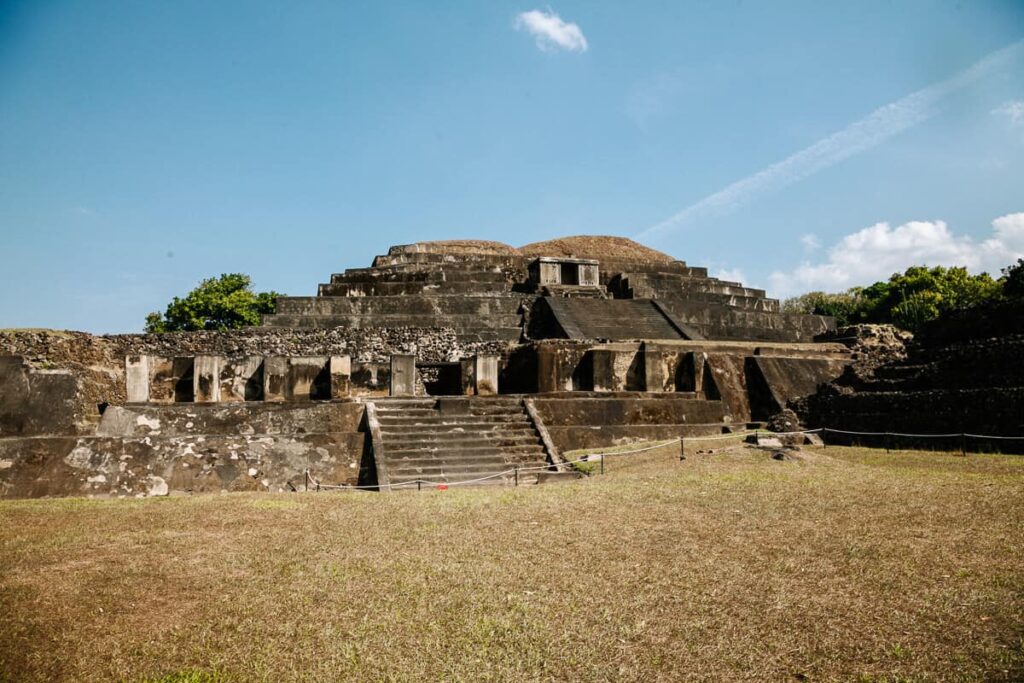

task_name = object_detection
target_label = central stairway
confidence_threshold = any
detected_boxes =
[370,397,553,489]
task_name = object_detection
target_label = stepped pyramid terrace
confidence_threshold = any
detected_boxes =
[0,236,852,498]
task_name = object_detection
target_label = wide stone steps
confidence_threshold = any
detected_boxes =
[612,279,777,312]
[373,397,551,489]
[378,423,535,436]
[378,413,532,424]
[372,253,528,268]
[318,279,520,296]
[260,315,523,341]
[386,445,547,460]
[384,436,543,451]
[330,269,509,283]
[275,295,523,316]
[263,312,522,329]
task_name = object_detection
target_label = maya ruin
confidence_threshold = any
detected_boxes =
[4,234,1022,500]
[1,235,859,498]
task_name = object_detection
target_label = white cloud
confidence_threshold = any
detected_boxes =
[712,267,746,285]
[514,10,588,53]
[636,39,1024,242]
[768,213,1024,298]
[800,233,821,252]
[993,99,1024,125]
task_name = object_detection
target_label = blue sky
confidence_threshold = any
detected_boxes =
[1,0,1023,332]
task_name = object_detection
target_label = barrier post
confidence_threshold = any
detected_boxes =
[680,436,685,460]
[960,433,967,457]
[600,454,605,475]
[822,428,827,449]
[514,466,519,487]
[417,480,422,492]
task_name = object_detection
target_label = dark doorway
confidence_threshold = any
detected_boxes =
[560,262,579,285]
[417,362,463,395]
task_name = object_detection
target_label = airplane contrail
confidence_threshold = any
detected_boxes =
[636,39,1024,243]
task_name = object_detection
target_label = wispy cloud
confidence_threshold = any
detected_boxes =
[767,212,1024,298]
[712,267,746,285]
[800,233,822,252]
[637,39,1024,242]
[515,10,588,53]
[993,99,1024,125]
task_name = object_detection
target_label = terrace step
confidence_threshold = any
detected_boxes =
[371,397,552,489]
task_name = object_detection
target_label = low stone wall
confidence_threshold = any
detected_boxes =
[520,340,850,423]
[0,327,510,431]
[531,394,727,451]
[0,401,371,499]
[1,327,509,369]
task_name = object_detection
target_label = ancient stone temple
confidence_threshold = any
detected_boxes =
[0,236,851,498]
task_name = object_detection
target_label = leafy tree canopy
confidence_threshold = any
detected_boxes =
[782,264,1011,332]
[144,274,280,333]
[1003,258,1024,300]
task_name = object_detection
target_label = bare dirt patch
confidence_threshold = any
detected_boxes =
[1,446,1022,682]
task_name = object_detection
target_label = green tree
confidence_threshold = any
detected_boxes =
[144,274,280,332]
[781,290,865,326]
[783,264,1007,333]
[1002,258,1024,300]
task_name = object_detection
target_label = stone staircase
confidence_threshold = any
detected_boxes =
[370,397,552,489]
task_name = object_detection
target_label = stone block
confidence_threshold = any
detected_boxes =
[643,346,664,393]
[474,355,499,395]
[125,355,149,403]
[460,358,475,395]
[591,350,616,392]
[218,356,263,402]
[390,354,416,396]
[193,355,222,403]
[287,357,330,401]
[351,362,390,395]
[329,355,351,398]
[149,357,193,403]
[263,356,289,402]
[438,397,470,415]
[578,263,599,287]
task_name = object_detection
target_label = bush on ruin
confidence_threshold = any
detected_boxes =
[144,274,280,333]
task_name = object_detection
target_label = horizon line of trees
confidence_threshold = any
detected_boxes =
[782,259,1024,333]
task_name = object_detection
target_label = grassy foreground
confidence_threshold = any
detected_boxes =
[1,446,1023,682]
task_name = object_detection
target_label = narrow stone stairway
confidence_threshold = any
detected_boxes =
[371,397,552,489]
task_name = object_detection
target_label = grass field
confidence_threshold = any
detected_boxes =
[2,445,1023,682]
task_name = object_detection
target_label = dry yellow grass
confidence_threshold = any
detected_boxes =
[1,446,1023,682]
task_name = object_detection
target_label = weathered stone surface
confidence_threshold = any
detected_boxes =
[193,355,222,403]
[473,355,499,395]
[0,356,81,436]
[1,401,371,498]
[389,355,416,396]
[793,319,1024,449]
